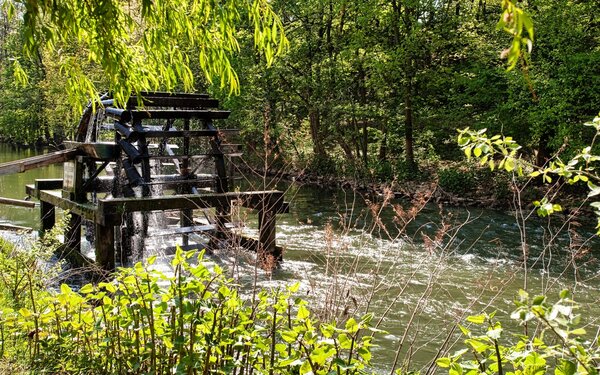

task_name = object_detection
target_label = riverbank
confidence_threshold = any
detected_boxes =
[245,162,595,219]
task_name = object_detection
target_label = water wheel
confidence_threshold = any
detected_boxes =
[74,92,236,264]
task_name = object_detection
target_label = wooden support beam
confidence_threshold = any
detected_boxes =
[0,149,78,176]
[123,96,219,109]
[0,196,35,208]
[33,189,97,222]
[65,214,82,254]
[98,191,286,225]
[137,91,210,99]
[95,223,115,271]
[63,141,119,160]
[0,223,33,232]
[258,207,279,266]
[36,179,64,190]
[105,109,231,122]
[40,201,55,232]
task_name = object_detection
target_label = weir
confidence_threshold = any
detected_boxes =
[8,92,289,270]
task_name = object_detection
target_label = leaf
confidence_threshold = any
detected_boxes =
[458,324,471,336]
[505,158,515,172]
[569,328,586,335]
[532,295,545,306]
[61,283,73,294]
[79,283,94,294]
[345,317,359,333]
[288,282,300,293]
[297,305,310,320]
[555,359,576,375]
[436,357,451,368]
[147,255,157,265]
[466,315,486,324]
[465,146,472,159]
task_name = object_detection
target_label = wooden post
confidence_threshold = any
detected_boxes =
[180,118,193,246]
[95,223,115,271]
[207,119,230,247]
[40,201,55,233]
[63,158,85,254]
[258,208,279,267]
[65,214,82,253]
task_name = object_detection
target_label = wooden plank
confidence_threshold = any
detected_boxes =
[0,223,33,232]
[149,222,238,237]
[137,91,210,98]
[63,141,119,160]
[131,110,231,121]
[141,130,218,138]
[0,149,78,176]
[0,196,35,208]
[126,97,219,108]
[98,191,286,225]
[35,179,64,190]
[36,189,98,222]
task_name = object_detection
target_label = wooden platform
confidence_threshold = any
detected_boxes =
[29,181,289,271]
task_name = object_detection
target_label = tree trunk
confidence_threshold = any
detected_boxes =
[404,74,416,170]
[309,108,326,158]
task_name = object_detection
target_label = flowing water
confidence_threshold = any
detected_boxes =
[1,144,600,373]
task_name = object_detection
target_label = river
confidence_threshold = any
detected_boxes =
[1,144,599,373]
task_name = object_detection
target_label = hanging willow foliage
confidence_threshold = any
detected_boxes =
[3,0,288,111]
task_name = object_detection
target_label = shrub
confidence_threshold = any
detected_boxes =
[307,156,339,176]
[1,249,381,374]
[438,168,475,195]
[437,290,599,375]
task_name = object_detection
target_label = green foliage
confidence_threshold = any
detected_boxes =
[457,113,600,232]
[497,0,534,71]
[0,248,381,374]
[437,290,600,375]
[4,0,288,110]
[438,168,475,196]
[307,156,339,176]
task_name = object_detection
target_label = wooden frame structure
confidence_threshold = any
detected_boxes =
[20,92,288,270]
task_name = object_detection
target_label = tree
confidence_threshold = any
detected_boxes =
[3,0,288,110]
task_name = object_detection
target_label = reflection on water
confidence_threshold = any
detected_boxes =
[1,145,599,372]
[0,144,62,229]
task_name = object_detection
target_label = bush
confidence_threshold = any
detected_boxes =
[438,168,475,195]
[0,249,381,374]
[438,290,599,375]
[307,155,339,176]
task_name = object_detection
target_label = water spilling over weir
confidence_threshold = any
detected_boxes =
[0,92,289,271]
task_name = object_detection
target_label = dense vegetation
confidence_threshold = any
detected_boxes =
[0,0,599,374]
[2,0,598,183]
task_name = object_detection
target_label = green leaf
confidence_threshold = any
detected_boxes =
[147,255,157,265]
[555,359,576,375]
[532,295,545,306]
[569,328,586,335]
[436,357,451,368]
[61,283,72,294]
[505,158,515,172]
[466,315,486,324]
[79,283,94,294]
[288,282,300,293]
[345,318,359,333]
[297,305,310,320]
